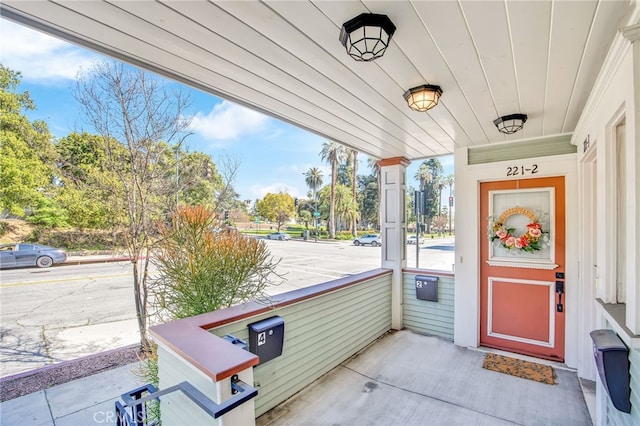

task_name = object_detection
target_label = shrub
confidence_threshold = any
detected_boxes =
[335,231,355,240]
[150,205,283,322]
[26,228,123,250]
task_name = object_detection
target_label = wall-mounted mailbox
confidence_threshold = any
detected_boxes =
[248,316,285,365]
[589,329,631,413]
[415,275,438,302]
[222,334,248,351]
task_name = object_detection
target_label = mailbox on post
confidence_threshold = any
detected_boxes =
[248,316,285,365]
[589,329,631,413]
[415,275,438,302]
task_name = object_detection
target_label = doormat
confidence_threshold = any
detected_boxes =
[482,353,556,385]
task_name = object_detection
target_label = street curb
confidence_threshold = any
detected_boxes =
[61,256,132,266]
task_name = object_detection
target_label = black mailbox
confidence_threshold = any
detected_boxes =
[589,329,631,413]
[248,316,285,364]
[415,275,438,302]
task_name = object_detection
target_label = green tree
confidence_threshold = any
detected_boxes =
[298,210,312,229]
[0,66,55,217]
[317,184,355,232]
[415,162,432,190]
[334,184,358,233]
[320,141,346,238]
[256,192,296,231]
[304,167,323,231]
[55,132,122,228]
[357,173,378,230]
[74,60,192,352]
[171,149,224,209]
[348,149,358,236]
[414,158,444,233]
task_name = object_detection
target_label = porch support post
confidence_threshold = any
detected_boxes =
[378,157,409,330]
[621,23,640,334]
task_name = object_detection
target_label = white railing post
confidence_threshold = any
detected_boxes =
[378,157,409,330]
[155,341,256,426]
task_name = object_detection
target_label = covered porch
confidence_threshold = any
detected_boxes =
[257,330,591,425]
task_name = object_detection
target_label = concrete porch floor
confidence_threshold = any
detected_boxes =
[257,330,592,426]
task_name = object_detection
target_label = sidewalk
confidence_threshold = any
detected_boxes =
[62,252,133,266]
[0,362,143,426]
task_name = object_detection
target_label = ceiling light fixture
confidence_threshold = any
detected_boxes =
[339,13,396,62]
[494,113,528,134]
[403,85,443,112]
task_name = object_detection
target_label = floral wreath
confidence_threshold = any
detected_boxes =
[489,207,548,253]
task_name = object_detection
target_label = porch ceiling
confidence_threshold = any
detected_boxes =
[1,1,635,161]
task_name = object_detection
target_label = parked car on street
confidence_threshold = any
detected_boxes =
[353,234,381,246]
[407,235,425,245]
[267,232,291,241]
[0,243,67,269]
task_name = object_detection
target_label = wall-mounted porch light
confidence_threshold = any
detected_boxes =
[339,13,396,62]
[403,84,443,112]
[494,114,528,134]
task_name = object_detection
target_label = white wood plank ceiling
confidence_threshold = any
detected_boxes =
[1,1,636,161]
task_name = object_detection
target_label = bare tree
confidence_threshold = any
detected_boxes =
[212,153,241,213]
[74,60,192,352]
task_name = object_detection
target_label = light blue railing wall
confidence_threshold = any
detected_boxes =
[209,271,392,417]
[402,270,455,340]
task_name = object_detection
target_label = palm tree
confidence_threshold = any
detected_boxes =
[414,162,432,190]
[367,157,381,230]
[435,177,445,215]
[320,141,346,238]
[304,167,323,200]
[334,184,358,232]
[304,167,323,233]
[444,174,454,232]
[349,149,358,236]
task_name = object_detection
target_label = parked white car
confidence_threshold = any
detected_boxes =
[267,232,291,241]
[353,234,381,246]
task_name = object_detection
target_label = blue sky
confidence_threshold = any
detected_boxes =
[1,19,453,203]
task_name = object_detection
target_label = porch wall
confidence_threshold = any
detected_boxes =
[208,272,392,417]
[402,270,455,340]
[573,17,640,425]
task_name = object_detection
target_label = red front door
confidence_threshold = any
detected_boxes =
[480,177,565,361]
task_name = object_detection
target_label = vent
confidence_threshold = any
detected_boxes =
[468,135,576,165]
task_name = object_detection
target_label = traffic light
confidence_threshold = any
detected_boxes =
[224,210,229,220]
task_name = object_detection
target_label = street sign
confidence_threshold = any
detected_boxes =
[313,212,320,217]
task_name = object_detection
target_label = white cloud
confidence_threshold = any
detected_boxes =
[247,182,305,200]
[277,163,331,179]
[190,100,270,142]
[0,19,96,83]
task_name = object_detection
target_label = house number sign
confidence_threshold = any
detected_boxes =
[506,164,538,177]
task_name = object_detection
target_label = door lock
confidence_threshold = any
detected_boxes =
[555,281,564,313]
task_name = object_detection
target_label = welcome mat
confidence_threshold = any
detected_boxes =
[482,353,556,385]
